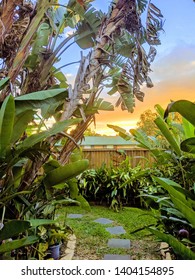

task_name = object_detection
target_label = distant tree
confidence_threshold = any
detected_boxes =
[137,109,157,135]
[84,127,101,136]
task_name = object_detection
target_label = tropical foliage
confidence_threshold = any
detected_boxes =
[78,159,161,211]
[108,100,195,259]
[0,0,164,259]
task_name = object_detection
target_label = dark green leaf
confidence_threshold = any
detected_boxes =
[0,236,39,254]
[165,100,195,127]
[149,228,195,259]
[0,95,15,157]
[0,220,30,242]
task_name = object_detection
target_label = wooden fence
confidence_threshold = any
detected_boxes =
[82,148,153,169]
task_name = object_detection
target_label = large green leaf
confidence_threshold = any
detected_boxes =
[11,110,35,144]
[75,7,102,49]
[44,159,89,187]
[153,176,195,227]
[16,118,81,153]
[180,137,195,154]
[94,98,114,111]
[0,95,15,157]
[170,195,195,228]
[15,88,68,115]
[154,116,181,156]
[107,124,131,140]
[130,129,152,150]
[0,236,39,254]
[182,117,195,138]
[154,104,165,118]
[149,228,195,259]
[28,219,57,228]
[0,220,31,242]
[114,31,135,58]
[164,100,195,127]
[119,90,135,113]
[32,23,51,56]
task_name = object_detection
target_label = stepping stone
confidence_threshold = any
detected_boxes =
[107,238,130,249]
[94,218,113,225]
[67,214,84,218]
[103,254,131,260]
[106,226,126,235]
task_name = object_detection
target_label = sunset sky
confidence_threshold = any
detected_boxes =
[63,0,195,135]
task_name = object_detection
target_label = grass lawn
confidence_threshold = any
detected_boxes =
[57,205,161,260]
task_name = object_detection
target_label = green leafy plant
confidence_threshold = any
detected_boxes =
[0,83,89,259]
[78,159,158,211]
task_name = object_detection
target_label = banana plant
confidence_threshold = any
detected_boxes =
[149,176,195,259]
[149,228,195,260]
[0,81,82,213]
[164,100,195,154]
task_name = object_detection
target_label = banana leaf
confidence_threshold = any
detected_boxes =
[164,100,195,127]
[11,110,35,144]
[149,228,195,259]
[0,95,15,157]
[75,7,102,49]
[0,236,39,254]
[28,219,57,228]
[181,137,195,154]
[154,104,165,118]
[182,117,195,138]
[130,129,152,150]
[15,88,68,115]
[0,220,30,242]
[44,159,89,187]
[94,98,114,111]
[114,31,135,58]
[107,124,131,140]
[16,118,81,153]
[153,176,195,227]
[31,23,51,56]
[154,116,181,156]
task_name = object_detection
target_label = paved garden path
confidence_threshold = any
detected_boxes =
[67,214,131,260]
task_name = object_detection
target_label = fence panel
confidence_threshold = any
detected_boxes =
[82,148,153,169]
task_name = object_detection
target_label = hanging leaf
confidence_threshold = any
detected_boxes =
[114,31,136,58]
[75,7,102,49]
[146,2,163,45]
